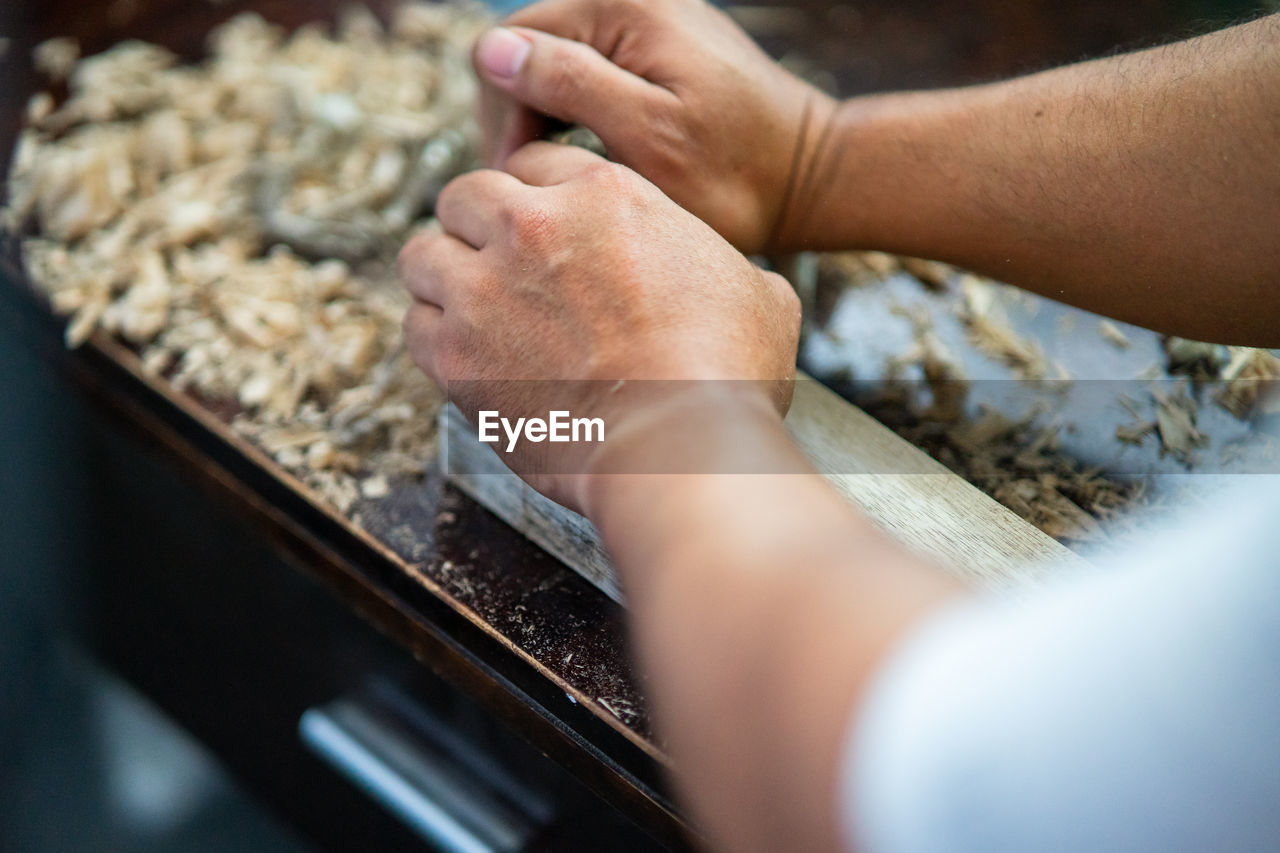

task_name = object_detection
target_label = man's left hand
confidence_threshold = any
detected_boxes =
[398,142,801,510]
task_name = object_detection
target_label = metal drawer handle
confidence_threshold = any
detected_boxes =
[300,699,537,853]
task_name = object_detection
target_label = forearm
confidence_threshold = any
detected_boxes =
[582,391,964,852]
[788,15,1280,345]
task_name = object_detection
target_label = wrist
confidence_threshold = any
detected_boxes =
[771,89,957,253]
[574,382,792,521]
[767,88,840,253]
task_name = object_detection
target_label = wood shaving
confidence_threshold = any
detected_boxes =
[1163,336,1229,380]
[887,304,968,423]
[1160,338,1278,420]
[1115,420,1157,446]
[7,4,492,514]
[899,256,953,291]
[33,37,80,82]
[814,251,880,288]
[1118,387,1207,464]
[958,275,1063,379]
[1098,319,1130,349]
[784,251,953,328]
[1152,388,1207,464]
[859,251,900,277]
[361,474,392,499]
[1215,347,1280,419]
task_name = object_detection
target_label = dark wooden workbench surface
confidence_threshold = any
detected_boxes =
[2,0,1272,847]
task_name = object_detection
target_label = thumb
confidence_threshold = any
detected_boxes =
[473,26,663,147]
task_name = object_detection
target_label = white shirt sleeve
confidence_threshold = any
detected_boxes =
[840,477,1280,853]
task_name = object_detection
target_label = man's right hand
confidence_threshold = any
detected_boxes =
[472,0,835,254]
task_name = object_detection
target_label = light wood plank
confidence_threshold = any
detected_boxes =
[441,376,1083,604]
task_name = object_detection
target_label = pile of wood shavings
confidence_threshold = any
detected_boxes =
[799,248,1280,540]
[801,252,1141,542]
[942,410,1139,542]
[1115,344,1280,464]
[870,348,1141,544]
[1160,337,1280,420]
[6,4,493,513]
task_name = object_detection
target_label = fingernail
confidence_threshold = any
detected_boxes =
[477,27,531,79]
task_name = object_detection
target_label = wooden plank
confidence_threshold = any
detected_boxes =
[442,376,1084,605]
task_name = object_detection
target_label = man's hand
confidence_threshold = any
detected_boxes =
[399,138,956,853]
[399,142,801,509]
[471,0,835,253]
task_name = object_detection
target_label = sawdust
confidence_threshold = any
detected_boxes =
[7,4,491,513]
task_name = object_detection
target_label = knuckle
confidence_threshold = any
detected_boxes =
[436,170,476,207]
[403,302,431,336]
[586,160,638,195]
[436,168,494,210]
[396,230,431,275]
[502,199,557,247]
[764,269,801,311]
[396,244,416,280]
[434,176,464,218]
[437,170,467,198]
[594,159,630,181]
[460,270,496,308]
